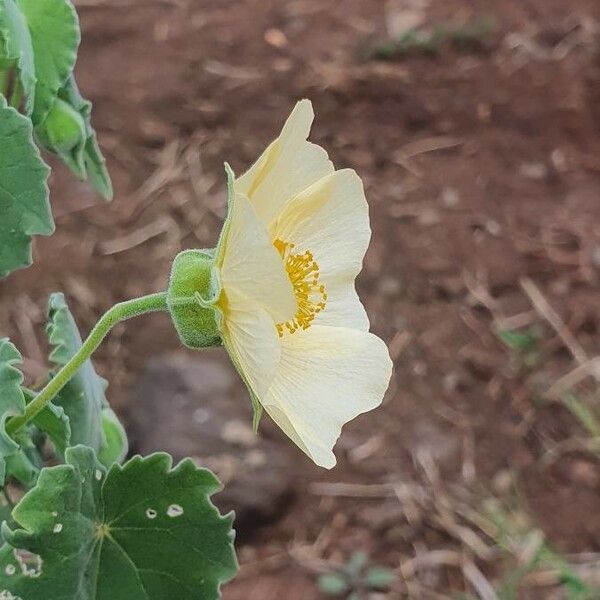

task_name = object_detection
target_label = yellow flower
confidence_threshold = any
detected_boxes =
[213,100,392,468]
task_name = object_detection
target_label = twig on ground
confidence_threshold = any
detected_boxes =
[462,560,499,600]
[520,277,588,366]
[98,215,180,255]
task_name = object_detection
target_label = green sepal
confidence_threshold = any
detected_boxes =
[251,394,263,433]
[53,75,112,200]
[167,249,222,349]
[0,446,238,599]
[36,95,87,176]
[97,407,128,467]
[214,163,266,431]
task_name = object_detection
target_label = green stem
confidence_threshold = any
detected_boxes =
[7,292,168,436]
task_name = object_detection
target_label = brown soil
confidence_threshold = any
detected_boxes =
[1,0,600,597]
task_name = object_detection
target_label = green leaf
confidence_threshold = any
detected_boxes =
[46,292,109,454]
[14,0,79,124]
[318,572,349,596]
[23,388,71,459]
[0,338,27,484]
[36,76,113,200]
[498,328,537,352]
[57,76,113,200]
[97,407,128,467]
[4,442,39,487]
[0,341,71,487]
[346,551,368,576]
[0,446,238,599]
[36,95,87,175]
[0,95,53,278]
[364,566,396,590]
[0,349,45,489]
[0,0,36,113]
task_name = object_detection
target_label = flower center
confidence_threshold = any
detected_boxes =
[273,239,327,336]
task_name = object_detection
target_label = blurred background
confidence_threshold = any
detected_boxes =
[1,0,600,597]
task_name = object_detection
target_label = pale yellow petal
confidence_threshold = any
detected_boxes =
[270,169,371,330]
[317,282,369,330]
[216,192,295,323]
[260,326,392,468]
[235,99,334,227]
[221,303,281,398]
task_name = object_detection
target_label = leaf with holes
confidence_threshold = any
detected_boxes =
[46,292,109,458]
[0,96,53,278]
[14,0,80,124]
[0,446,238,599]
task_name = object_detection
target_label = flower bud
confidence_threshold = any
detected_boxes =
[167,249,221,349]
[36,97,86,176]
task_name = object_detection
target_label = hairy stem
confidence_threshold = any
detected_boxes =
[7,292,168,436]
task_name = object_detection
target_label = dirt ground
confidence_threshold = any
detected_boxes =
[2,0,600,597]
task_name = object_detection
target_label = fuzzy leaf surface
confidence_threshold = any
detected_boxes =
[46,292,107,455]
[0,0,36,112]
[15,0,79,124]
[0,446,238,599]
[0,96,52,278]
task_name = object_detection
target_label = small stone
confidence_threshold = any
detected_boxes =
[550,148,569,172]
[130,352,298,536]
[264,28,288,48]
[485,220,502,236]
[378,277,401,297]
[440,187,460,208]
[493,469,514,494]
[591,245,600,268]
[519,162,548,180]
[569,460,599,488]
[221,420,257,447]
[418,208,441,226]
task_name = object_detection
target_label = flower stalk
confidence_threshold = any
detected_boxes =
[6,292,168,436]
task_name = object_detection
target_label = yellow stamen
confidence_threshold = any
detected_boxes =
[274,239,327,336]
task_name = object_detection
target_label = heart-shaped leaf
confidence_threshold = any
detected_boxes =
[0,95,53,278]
[0,446,238,599]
